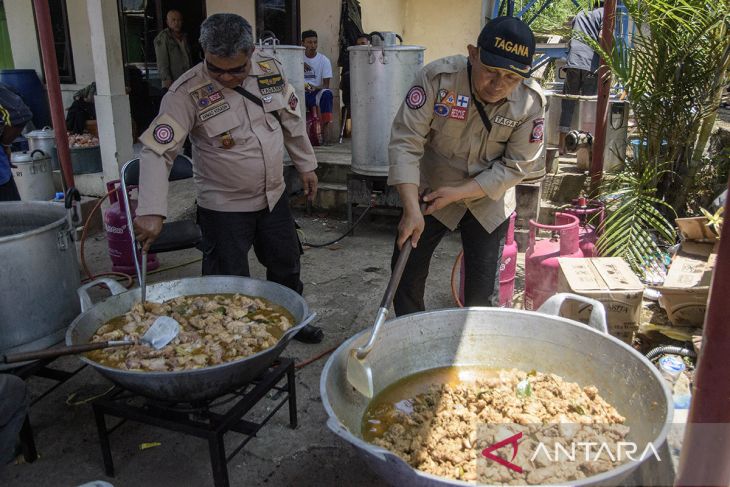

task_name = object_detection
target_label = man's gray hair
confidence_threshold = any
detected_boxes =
[199,13,254,57]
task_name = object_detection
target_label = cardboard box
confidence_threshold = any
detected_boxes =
[558,257,645,343]
[659,240,718,327]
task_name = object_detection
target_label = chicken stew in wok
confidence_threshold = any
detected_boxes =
[87,294,294,372]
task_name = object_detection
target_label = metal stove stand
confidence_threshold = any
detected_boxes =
[92,358,297,487]
[346,172,402,228]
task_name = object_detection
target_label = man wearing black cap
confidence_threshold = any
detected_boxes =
[0,83,33,201]
[388,17,545,315]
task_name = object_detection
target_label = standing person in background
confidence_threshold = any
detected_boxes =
[154,9,193,93]
[558,2,604,154]
[0,83,33,201]
[302,30,334,136]
[387,17,545,315]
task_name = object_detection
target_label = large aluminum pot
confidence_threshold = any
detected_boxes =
[66,276,313,402]
[349,43,425,177]
[0,202,81,369]
[321,295,672,486]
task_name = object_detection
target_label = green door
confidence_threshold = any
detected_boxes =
[0,1,14,69]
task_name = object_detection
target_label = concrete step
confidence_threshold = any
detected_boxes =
[541,160,590,204]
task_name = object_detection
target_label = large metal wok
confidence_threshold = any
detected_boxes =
[321,294,673,487]
[66,276,313,402]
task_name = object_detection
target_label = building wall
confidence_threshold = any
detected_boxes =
[4,0,41,74]
[361,0,482,63]
[403,0,481,63]
[63,0,95,106]
[205,0,255,24]
[361,0,406,38]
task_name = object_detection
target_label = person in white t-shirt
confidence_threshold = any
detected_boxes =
[302,30,334,131]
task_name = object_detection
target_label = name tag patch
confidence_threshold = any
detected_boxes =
[199,102,231,122]
[494,115,518,127]
[258,74,284,95]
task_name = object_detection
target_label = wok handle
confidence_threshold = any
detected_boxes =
[538,293,608,335]
[78,277,128,312]
[3,340,131,364]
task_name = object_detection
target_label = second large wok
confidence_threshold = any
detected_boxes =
[66,276,313,402]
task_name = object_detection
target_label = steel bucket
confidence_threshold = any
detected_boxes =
[320,295,672,486]
[66,276,313,401]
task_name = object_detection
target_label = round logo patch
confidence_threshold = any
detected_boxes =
[153,124,174,144]
[405,85,426,110]
[434,103,450,117]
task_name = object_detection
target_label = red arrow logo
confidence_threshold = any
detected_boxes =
[481,432,523,473]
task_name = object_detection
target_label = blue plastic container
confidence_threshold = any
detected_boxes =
[0,69,51,129]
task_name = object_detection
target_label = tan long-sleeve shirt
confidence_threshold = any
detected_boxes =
[136,51,317,218]
[388,55,546,232]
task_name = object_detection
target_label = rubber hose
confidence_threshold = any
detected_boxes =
[645,345,697,361]
[302,202,373,248]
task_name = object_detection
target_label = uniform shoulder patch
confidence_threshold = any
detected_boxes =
[283,84,301,117]
[530,118,544,143]
[139,114,186,156]
[405,86,427,109]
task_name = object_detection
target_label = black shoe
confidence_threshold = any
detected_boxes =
[293,324,324,344]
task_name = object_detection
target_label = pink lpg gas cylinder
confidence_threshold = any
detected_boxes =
[104,180,159,274]
[454,212,518,307]
[563,197,605,257]
[524,212,583,310]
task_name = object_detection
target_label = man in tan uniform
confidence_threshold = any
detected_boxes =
[388,16,545,315]
[134,13,323,343]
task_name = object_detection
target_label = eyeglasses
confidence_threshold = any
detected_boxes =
[205,60,248,76]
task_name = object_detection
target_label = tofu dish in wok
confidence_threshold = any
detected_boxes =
[87,294,294,372]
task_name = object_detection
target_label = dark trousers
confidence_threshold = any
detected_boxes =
[559,67,598,133]
[0,177,21,202]
[0,374,29,464]
[197,193,303,294]
[391,211,509,316]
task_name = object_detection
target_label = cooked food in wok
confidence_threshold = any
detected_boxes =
[88,294,294,371]
[363,367,628,484]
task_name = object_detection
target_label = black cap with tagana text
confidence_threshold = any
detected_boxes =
[477,16,535,78]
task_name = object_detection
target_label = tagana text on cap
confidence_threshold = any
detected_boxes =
[477,16,536,78]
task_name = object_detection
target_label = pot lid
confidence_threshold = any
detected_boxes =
[11,149,51,163]
[25,126,55,139]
